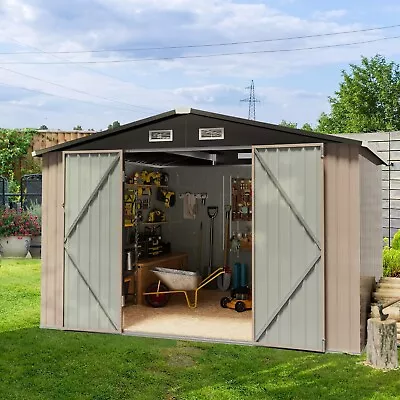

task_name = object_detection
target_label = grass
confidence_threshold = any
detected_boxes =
[1,260,400,399]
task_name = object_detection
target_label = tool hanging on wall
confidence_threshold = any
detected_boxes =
[147,208,166,223]
[206,206,218,276]
[217,205,232,291]
[231,178,252,221]
[157,187,176,208]
[197,221,203,273]
[183,193,197,219]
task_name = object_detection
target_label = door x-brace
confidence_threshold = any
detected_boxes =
[64,154,120,331]
[254,149,322,341]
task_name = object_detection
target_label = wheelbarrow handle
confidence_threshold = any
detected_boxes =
[197,267,225,290]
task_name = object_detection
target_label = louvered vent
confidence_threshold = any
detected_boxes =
[148,129,173,142]
[198,127,224,140]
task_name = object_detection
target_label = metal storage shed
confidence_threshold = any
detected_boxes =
[34,108,384,354]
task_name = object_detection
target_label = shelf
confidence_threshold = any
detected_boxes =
[125,222,168,227]
[125,184,168,189]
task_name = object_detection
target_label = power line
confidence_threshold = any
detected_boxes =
[241,80,260,120]
[2,35,399,65]
[2,23,400,55]
[0,82,148,113]
[0,65,160,113]
[3,34,161,107]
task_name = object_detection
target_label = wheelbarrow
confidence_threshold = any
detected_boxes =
[143,267,226,308]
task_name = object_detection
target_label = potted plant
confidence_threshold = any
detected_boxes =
[0,207,40,258]
[26,202,42,259]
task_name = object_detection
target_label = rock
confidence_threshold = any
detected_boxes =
[366,318,398,370]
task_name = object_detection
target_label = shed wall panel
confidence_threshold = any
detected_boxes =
[324,144,361,354]
[360,151,383,280]
[359,150,382,349]
[40,152,64,329]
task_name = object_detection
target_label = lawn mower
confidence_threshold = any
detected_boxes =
[220,285,252,313]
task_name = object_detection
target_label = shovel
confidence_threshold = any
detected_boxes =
[207,206,218,276]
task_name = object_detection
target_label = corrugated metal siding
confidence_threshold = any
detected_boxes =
[40,152,64,329]
[360,151,383,280]
[253,145,324,351]
[64,152,122,333]
[324,144,361,354]
[359,150,382,349]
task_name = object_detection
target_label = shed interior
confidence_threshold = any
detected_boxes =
[122,149,254,341]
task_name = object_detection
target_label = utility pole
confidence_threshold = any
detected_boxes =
[241,80,260,120]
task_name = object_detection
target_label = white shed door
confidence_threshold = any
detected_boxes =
[253,144,325,352]
[63,151,123,333]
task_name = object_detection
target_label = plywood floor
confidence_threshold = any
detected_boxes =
[123,289,252,341]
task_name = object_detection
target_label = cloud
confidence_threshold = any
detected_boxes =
[313,9,348,20]
[0,0,398,129]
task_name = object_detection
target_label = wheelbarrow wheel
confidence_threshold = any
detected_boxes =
[220,296,231,308]
[144,282,171,308]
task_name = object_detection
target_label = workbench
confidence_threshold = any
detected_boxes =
[124,252,188,305]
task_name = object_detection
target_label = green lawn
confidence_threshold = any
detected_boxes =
[1,260,400,400]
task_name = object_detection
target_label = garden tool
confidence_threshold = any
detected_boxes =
[378,297,400,321]
[217,205,232,291]
[207,206,218,276]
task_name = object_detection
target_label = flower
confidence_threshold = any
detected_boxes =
[0,207,41,237]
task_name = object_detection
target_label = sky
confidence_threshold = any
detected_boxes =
[1,0,400,131]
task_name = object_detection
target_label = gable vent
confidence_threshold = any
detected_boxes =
[149,129,173,142]
[199,127,224,140]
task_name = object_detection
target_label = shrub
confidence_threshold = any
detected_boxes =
[391,230,400,250]
[382,235,400,277]
[0,208,41,237]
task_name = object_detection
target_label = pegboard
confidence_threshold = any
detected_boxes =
[231,178,252,221]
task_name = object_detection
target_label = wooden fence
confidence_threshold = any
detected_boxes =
[336,132,399,240]
[31,130,93,152]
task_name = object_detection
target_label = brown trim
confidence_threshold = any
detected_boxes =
[33,109,368,157]
[320,144,326,352]
[251,146,255,342]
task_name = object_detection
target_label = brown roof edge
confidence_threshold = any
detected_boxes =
[189,108,364,145]
[33,108,383,163]
[33,109,178,156]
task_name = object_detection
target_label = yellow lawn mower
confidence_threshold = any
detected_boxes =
[220,286,252,313]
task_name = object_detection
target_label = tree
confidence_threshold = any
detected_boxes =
[317,54,400,134]
[301,123,314,132]
[39,125,48,130]
[108,120,121,130]
[0,129,36,180]
[73,125,83,131]
[279,120,298,129]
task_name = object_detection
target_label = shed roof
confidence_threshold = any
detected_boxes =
[33,107,386,164]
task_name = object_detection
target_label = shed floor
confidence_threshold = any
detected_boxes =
[123,289,252,341]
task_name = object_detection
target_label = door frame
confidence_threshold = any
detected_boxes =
[251,143,326,351]
[62,150,124,333]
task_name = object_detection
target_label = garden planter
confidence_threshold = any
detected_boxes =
[29,235,41,259]
[0,236,31,258]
